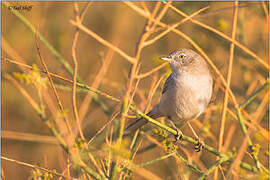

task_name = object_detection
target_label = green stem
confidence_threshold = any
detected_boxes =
[240,80,268,109]
[175,153,203,175]
[236,108,261,171]
[138,152,175,167]
[48,125,68,152]
[235,80,269,172]
[197,157,229,180]
[73,152,103,180]
[130,106,259,173]
[236,108,252,146]
[109,161,118,180]
[118,99,128,142]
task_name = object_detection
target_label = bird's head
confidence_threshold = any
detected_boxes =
[160,49,207,74]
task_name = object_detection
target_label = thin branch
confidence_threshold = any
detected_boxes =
[136,62,168,79]
[137,152,175,167]
[35,31,73,135]
[240,80,269,109]
[71,2,85,140]
[70,20,135,64]
[218,0,238,154]
[2,130,58,144]
[163,2,269,70]
[143,6,210,47]
[198,157,230,180]
[88,111,120,145]
[1,156,71,179]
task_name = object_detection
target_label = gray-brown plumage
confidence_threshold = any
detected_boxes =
[124,49,213,134]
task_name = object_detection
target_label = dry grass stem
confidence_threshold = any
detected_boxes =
[71,2,85,140]
[218,1,239,154]
[35,32,73,135]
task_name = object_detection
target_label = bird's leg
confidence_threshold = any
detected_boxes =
[187,122,204,152]
[168,120,183,142]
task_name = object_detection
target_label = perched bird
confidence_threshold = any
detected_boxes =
[124,49,213,136]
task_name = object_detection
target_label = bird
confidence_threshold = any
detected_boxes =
[124,49,213,138]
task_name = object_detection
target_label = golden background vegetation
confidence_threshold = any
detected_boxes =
[2,1,269,180]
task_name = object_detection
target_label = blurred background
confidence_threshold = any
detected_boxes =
[2,1,269,179]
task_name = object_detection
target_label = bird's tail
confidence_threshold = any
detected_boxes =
[124,117,148,135]
[124,106,160,135]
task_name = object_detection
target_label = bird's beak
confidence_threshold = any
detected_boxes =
[160,56,172,62]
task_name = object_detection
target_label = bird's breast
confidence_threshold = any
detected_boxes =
[176,73,212,116]
[159,72,212,124]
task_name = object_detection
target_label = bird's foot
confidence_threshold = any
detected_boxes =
[194,138,204,152]
[174,128,183,143]
[168,120,183,143]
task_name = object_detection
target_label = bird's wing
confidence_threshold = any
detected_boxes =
[162,73,174,94]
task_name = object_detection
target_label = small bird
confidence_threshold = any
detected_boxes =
[124,49,213,136]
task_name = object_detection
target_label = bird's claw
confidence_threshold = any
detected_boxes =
[174,128,183,143]
[194,138,204,152]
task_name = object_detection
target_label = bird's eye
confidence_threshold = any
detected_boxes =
[179,54,185,59]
